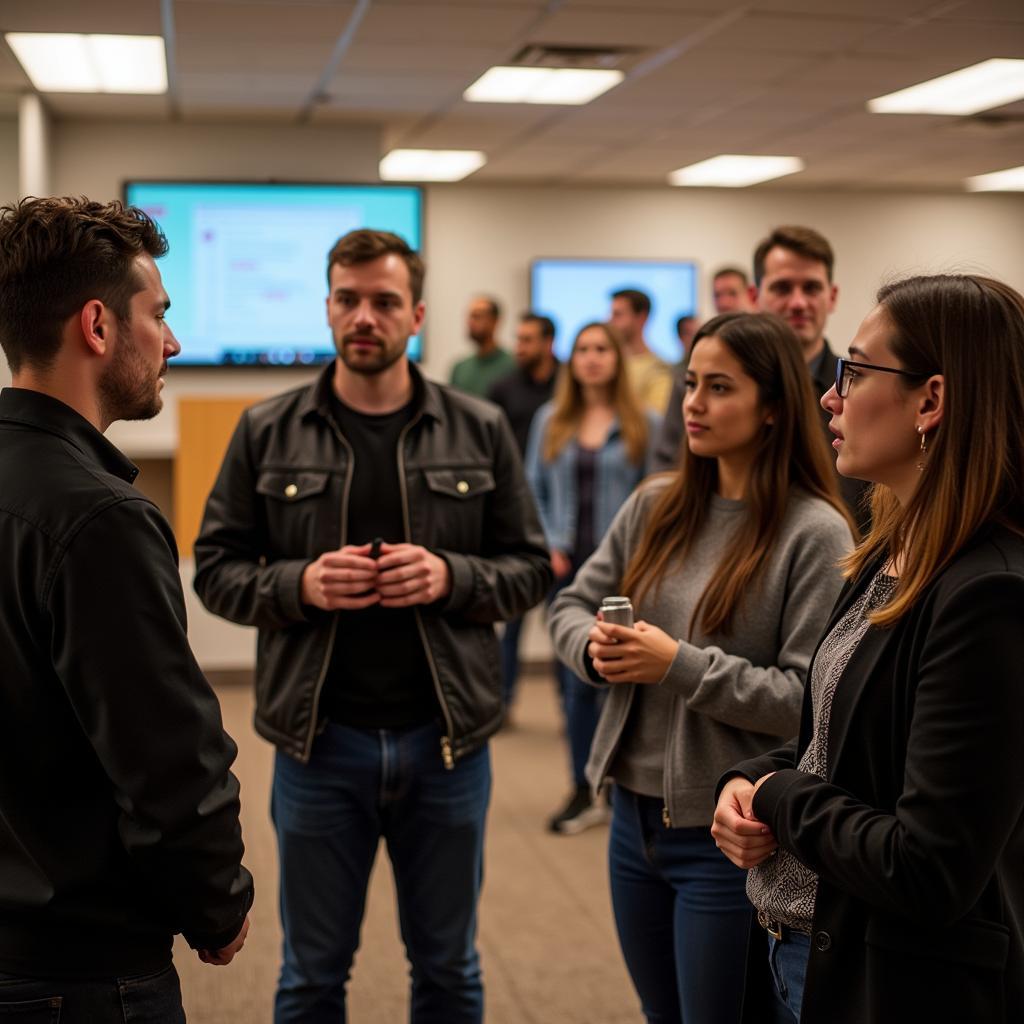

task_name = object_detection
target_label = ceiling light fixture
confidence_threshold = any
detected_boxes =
[379,149,486,182]
[867,59,1024,116]
[5,33,167,94]
[667,155,805,188]
[464,66,623,105]
[965,164,1024,192]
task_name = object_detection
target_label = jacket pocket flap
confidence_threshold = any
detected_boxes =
[865,915,1010,970]
[256,470,330,502]
[423,468,495,499]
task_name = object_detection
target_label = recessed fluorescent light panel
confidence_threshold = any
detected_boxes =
[965,164,1024,192]
[379,149,486,182]
[668,155,805,188]
[464,66,623,105]
[868,59,1024,116]
[5,33,167,93]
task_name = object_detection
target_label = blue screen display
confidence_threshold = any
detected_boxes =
[530,258,698,364]
[124,182,423,366]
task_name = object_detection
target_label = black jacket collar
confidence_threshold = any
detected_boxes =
[0,387,138,483]
[298,359,444,426]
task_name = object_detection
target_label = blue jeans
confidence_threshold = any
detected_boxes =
[609,788,753,1024]
[557,661,605,787]
[271,719,491,1024]
[768,931,810,1023]
[0,964,184,1023]
[500,616,524,707]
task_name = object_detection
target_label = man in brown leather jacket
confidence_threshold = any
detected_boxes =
[194,228,551,1024]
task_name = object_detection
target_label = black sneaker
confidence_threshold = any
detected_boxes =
[547,784,611,835]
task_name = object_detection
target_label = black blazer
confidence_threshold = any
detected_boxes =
[729,523,1024,1023]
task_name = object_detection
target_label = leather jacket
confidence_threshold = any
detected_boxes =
[194,364,553,764]
[0,388,253,977]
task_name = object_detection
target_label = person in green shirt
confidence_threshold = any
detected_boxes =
[450,295,516,396]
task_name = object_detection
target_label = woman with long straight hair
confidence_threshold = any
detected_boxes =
[713,275,1024,1024]
[549,312,856,1023]
[526,320,658,833]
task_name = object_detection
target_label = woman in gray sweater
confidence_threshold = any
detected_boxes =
[548,312,855,1024]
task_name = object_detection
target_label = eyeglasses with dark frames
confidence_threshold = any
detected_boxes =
[834,357,928,398]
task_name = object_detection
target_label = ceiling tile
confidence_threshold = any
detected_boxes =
[0,0,162,34]
[354,4,541,46]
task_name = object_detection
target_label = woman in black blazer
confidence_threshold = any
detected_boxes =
[712,274,1024,1023]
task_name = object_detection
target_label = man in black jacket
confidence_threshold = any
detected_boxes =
[0,197,252,1022]
[193,229,552,1023]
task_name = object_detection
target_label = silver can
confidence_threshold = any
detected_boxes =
[599,596,634,629]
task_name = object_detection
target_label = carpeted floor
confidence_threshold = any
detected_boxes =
[173,670,642,1022]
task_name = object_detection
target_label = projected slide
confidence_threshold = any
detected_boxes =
[531,258,698,365]
[126,182,423,366]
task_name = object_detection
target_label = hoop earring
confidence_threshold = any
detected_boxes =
[916,425,928,471]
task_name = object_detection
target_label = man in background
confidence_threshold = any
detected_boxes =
[675,314,699,360]
[450,294,516,396]
[0,197,252,1022]
[487,312,560,717]
[609,287,674,414]
[194,229,551,1022]
[711,265,757,313]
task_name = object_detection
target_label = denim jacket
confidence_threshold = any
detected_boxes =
[524,402,659,554]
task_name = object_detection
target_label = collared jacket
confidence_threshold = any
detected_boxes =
[723,524,1024,1023]
[0,388,253,979]
[193,363,552,765]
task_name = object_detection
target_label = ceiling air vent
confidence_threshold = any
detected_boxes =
[511,44,639,70]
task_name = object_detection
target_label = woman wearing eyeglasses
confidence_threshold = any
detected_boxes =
[712,274,1024,1024]
[549,312,855,1023]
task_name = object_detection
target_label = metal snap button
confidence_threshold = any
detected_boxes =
[284,483,298,498]
[456,480,469,494]
[814,931,832,952]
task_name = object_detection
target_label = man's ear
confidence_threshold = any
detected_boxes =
[79,300,111,357]
[749,284,761,310]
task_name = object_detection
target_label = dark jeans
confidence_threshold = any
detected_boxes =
[500,616,524,707]
[557,661,605,787]
[271,719,491,1024]
[609,787,752,1024]
[769,931,810,1023]
[0,964,184,1023]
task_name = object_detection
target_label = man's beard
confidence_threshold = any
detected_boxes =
[337,333,406,376]
[98,322,164,423]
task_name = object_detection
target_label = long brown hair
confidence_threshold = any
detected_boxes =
[542,321,649,465]
[843,275,1024,626]
[620,312,853,636]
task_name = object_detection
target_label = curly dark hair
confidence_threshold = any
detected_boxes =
[0,196,168,372]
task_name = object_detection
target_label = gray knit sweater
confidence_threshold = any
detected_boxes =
[548,477,854,827]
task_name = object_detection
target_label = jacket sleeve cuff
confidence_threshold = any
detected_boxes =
[183,881,254,952]
[751,768,805,827]
[437,550,473,612]
[276,560,310,622]
[659,641,711,694]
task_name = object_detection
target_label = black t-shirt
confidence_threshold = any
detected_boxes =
[487,363,559,455]
[319,389,440,729]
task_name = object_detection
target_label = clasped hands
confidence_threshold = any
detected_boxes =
[301,542,451,610]
[711,775,779,869]
[586,615,679,685]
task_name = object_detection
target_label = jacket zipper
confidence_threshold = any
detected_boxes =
[661,692,679,828]
[396,413,457,769]
[300,421,355,762]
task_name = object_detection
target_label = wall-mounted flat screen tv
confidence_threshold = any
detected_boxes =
[124,181,424,366]
[530,258,698,365]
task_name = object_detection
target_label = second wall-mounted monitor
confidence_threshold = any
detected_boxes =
[125,181,424,367]
[530,257,698,365]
